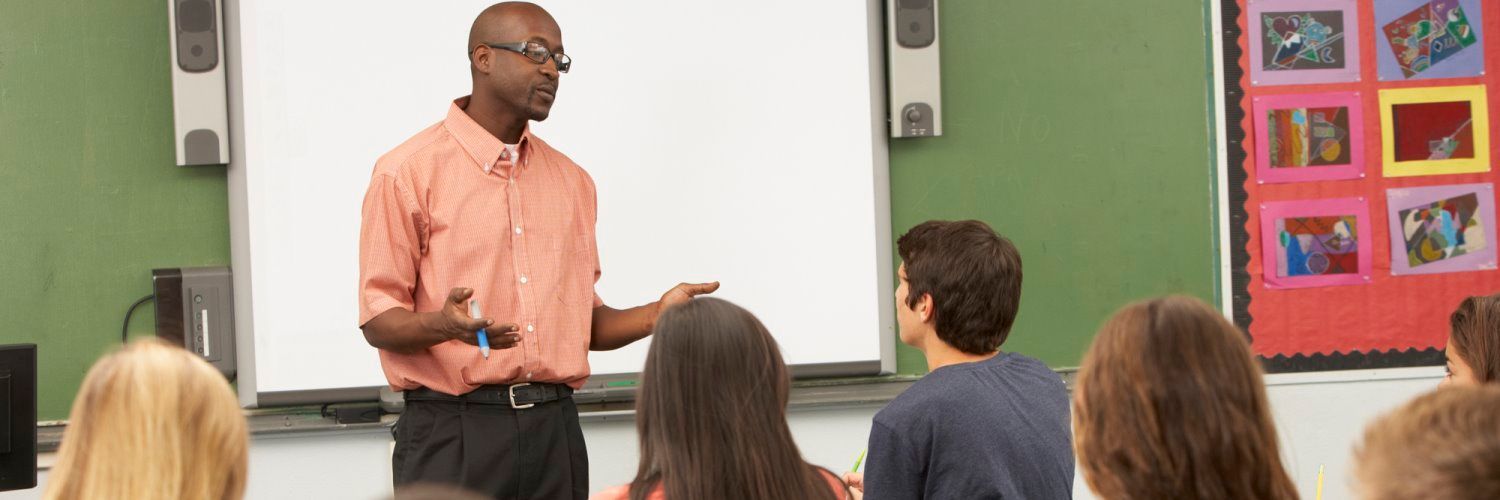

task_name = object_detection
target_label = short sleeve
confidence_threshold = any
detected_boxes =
[358,172,425,325]
[863,419,926,500]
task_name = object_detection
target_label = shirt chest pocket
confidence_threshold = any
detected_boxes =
[526,196,593,307]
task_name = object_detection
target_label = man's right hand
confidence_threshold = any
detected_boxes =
[360,287,523,354]
[424,288,522,349]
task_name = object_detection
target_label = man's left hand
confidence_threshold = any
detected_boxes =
[655,281,721,318]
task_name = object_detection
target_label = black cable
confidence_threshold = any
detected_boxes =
[122,294,154,344]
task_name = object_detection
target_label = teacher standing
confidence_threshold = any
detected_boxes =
[357,3,718,498]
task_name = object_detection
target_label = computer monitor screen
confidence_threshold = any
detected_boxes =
[0,344,37,492]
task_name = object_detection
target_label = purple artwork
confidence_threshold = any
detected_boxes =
[1376,0,1485,81]
[1386,183,1498,276]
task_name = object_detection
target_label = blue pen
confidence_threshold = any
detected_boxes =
[469,300,490,359]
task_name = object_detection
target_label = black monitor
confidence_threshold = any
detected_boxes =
[0,344,36,492]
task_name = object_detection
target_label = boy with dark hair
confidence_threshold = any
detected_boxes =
[846,220,1074,499]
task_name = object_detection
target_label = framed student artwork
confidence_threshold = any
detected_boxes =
[1247,0,1361,86]
[1376,0,1485,81]
[1260,197,1372,289]
[1379,85,1490,177]
[1252,92,1365,183]
[1386,183,1498,276]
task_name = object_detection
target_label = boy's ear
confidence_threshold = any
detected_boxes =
[917,293,935,323]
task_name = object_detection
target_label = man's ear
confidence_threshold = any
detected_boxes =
[471,46,492,75]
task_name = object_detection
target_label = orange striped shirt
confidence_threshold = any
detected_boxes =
[359,96,601,394]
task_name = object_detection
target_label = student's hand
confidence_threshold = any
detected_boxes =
[842,472,864,493]
[655,282,721,316]
[425,288,521,348]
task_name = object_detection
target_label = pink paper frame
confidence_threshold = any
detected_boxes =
[1252,92,1366,184]
[1260,197,1373,289]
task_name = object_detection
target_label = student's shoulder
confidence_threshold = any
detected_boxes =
[372,121,451,178]
[998,352,1068,390]
[874,374,964,427]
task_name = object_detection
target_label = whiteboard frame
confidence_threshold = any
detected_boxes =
[224,0,896,407]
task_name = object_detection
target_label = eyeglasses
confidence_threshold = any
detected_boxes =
[478,41,571,73]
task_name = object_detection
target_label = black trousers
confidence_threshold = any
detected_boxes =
[392,396,588,499]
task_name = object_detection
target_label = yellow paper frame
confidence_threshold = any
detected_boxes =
[1380,85,1491,177]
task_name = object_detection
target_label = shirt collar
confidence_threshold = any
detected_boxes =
[444,96,533,175]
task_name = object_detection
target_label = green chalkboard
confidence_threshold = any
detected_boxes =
[0,0,230,421]
[886,1,1218,373]
[1,0,1216,421]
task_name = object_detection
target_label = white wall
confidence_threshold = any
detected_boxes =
[2,371,1442,500]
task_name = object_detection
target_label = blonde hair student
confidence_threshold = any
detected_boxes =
[1355,385,1500,500]
[1073,295,1299,500]
[1444,293,1500,385]
[44,338,248,500]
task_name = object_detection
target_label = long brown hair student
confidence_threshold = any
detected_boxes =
[1074,296,1299,500]
[1444,293,1500,385]
[614,297,846,500]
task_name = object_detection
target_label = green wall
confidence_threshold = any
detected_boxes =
[886,1,1217,372]
[0,0,231,421]
[0,0,1215,420]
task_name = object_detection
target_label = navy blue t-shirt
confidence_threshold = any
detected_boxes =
[864,352,1074,500]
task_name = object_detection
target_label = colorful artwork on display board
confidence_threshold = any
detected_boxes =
[1376,0,1485,81]
[1380,85,1491,177]
[1260,197,1372,289]
[1387,183,1498,276]
[1252,92,1365,183]
[1225,0,1500,371]
[1248,0,1361,86]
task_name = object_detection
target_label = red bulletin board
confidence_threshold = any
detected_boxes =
[1222,0,1500,371]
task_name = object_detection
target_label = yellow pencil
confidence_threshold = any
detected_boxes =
[1316,465,1324,500]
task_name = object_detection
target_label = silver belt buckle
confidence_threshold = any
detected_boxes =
[508,382,535,409]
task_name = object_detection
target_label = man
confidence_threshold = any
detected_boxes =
[357,3,717,498]
[844,220,1074,499]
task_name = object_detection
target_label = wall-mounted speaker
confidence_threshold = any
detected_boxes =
[888,0,942,138]
[168,0,230,166]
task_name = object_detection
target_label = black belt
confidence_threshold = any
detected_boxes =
[404,383,573,409]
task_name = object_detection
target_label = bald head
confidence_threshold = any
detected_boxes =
[464,1,565,131]
[468,2,559,56]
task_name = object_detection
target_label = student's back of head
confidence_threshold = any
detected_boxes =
[895,219,1022,353]
[1445,293,1500,385]
[1074,295,1298,500]
[625,297,842,500]
[44,338,248,500]
[1355,385,1500,500]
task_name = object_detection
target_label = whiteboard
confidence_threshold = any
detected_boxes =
[224,0,893,404]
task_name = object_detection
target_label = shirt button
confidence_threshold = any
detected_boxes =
[526,324,535,333]
[514,226,522,235]
[519,275,529,284]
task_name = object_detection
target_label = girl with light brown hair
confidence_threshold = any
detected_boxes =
[1354,385,1500,500]
[44,338,248,500]
[1073,295,1299,500]
[1443,293,1500,386]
